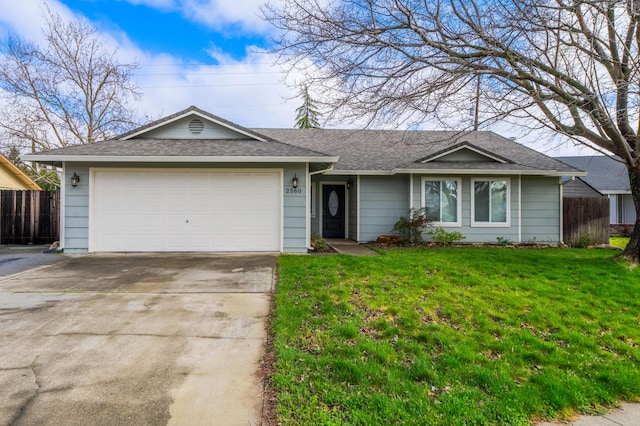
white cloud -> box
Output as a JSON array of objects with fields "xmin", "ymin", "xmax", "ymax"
[
  {"xmin": 0, "ymin": 1, "xmax": 75, "ymax": 42},
  {"xmin": 131, "ymin": 49, "xmax": 301, "ymax": 127},
  {"xmin": 118, "ymin": 0, "xmax": 273, "ymax": 33},
  {"xmin": 119, "ymin": 0, "xmax": 176, "ymax": 11},
  {"xmin": 181, "ymin": 0, "xmax": 271, "ymax": 32}
]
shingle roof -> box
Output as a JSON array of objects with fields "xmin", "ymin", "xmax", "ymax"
[
  {"xmin": 555, "ymin": 156, "xmax": 630, "ymax": 192},
  {"xmin": 23, "ymin": 106, "xmax": 583, "ymax": 177},
  {"xmin": 254, "ymin": 128, "xmax": 580, "ymax": 174},
  {"xmin": 29, "ymin": 138, "xmax": 330, "ymax": 159}
]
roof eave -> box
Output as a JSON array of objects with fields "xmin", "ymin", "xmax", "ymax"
[
  {"xmin": 395, "ymin": 168, "xmax": 587, "ymax": 176},
  {"xmin": 23, "ymin": 154, "xmax": 339, "ymax": 164},
  {"xmin": 324, "ymin": 169, "xmax": 395, "ymax": 175}
]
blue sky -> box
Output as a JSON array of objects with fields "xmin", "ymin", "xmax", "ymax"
[{"xmin": 62, "ymin": 0, "xmax": 267, "ymax": 64}]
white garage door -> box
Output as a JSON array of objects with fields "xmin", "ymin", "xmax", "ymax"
[{"xmin": 91, "ymin": 169, "xmax": 282, "ymax": 252}]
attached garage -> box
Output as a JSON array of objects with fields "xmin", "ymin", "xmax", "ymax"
[
  {"xmin": 23, "ymin": 106, "xmax": 338, "ymax": 253},
  {"xmin": 91, "ymin": 169, "xmax": 282, "ymax": 252}
]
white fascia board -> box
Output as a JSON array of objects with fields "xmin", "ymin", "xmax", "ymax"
[
  {"xmin": 600, "ymin": 190, "xmax": 632, "ymax": 195},
  {"xmin": 396, "ymin": 168, "xmax": 587, "ymax": 177},
  {"xmin": 310, "ymin": 165, "xmax": 334, "ymax": 175},
  {"xmin": 323, "ymin": 170, "xmax": 395, "ymax": 175},
  {"xmin": 23, "ymin": 155, "xmax": 339, "ymax": 163},
  {"xmin": 122, "ymin": 110, "xmax": 269, "ymax": 141}
]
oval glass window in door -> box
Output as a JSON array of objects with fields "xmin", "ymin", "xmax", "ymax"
[{"xmin": 328, "ymin": 190, "xmax": 339, "ymax": 216}]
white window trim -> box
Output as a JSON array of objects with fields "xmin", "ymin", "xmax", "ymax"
[
  {"xmin": 420, "ymin": 177, "xmax": 462, "ymax": 227},
  {"xmin": 310, "ymin": 181, "xmax": 317, "ymax": 218},
  {"xmin": 471, "ymin": 177, "xmax": 511, "ymax": 227}
]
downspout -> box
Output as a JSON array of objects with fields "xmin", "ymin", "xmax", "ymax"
[
  {"xmin": 61, "ymin": 162, "xmax": 66, "ymax": 250},
  {"xmin": 559, "ymin": 177, "xmax": 564, "ymax": 244},
  {"xmin": 306, "ymin": 163, "xmax": 311, "ymax": 250},
  {"xmin": 357, "ymin": 175, "xmax": 361, "ymax": 242},
  {"xmin": 409, "ymin": 174, "xmax": 414, "ymax": 210},
  {"xmin": 518, "ymin": 176, "xmax": 522, "ymax": 243}
]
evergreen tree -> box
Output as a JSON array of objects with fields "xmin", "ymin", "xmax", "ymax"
[{"xmin": 294, "ymin": 86, "xmax": 321, "ymax": 129}]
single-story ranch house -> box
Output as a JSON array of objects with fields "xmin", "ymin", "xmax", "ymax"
[{"xmin": 24, "ymin": 106, "xmax": 584, "ymax": 253}]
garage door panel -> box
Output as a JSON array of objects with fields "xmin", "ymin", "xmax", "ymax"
[{"xmin": 92, "ymin": 170, "xmax": 281, "ymax": 252}]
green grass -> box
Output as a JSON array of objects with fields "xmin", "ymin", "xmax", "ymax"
[{"xmin": 272, "ymin": 248, "xmax": 640, "ymax": 425}]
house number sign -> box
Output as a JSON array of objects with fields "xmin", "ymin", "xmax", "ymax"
[{"xmin": 285, "ymin": 188, "xmax": 303, "ymax": 194}]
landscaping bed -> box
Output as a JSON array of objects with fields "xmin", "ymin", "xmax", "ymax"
[{"xmin": 265, "ymin": 247, "xmax": 640, "ymax": 425}]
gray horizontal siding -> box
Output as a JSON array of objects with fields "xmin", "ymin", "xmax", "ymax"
[
  {"xmin": 282, "ymin": 164, "xmax": 308, "ymax": 253},
  {"xmin": 63, "ymin": 165, "xmax": 90, "ymax": 253},
  {"xmin": 359, "ymin": 175, "xmax": 409, "ymax": 242},
  {"xmin": 521, "ymin": 176, "xmax": 561, "ymax": 243}
]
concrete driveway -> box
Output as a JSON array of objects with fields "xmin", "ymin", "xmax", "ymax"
[
  {"xmin": 0, "ymin": 254, "xmax": 275, "ymax": 426},
  {"xmin": 0, "ymin": 245, "xmax": 67, "ymax": 276}
]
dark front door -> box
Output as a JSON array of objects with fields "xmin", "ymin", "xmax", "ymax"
[{"xmin": 322, "ymin": 185, "xmax": 345, "ymax": 238}]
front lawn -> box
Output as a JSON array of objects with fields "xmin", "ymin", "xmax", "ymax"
[{"xmin": 271, "ymin": 248, "xmax": 640, "ymax": 425}]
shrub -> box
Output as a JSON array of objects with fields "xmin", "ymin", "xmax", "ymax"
[
  {"xmin": 496, "ymin": 236, "xmax": 514, "ymax": 246},
  {"xmin": 393, "ymin": 208, "xmax": 430, "ymax": 244},
  {"xmin": 310, "ymin": 232, "xmax": 330, "ymax": 252},
  {"xmin": 427, "ymin": 227, "xmax": 466, "ymax": 245}
]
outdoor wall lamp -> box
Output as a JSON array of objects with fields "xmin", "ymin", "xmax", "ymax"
[
  {"xmin": 292, "ymin": 174, "xmax": 299, "ymax": 188},
  {"xmin": 346, "ymin": 178, "xmax": 353, "ymax": 190},
  {"xmin": 70, "ymin": 172, "xmax": 80, "ymax": 187}
]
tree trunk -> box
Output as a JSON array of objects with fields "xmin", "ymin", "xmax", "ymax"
[{"xmin": 619, "ymin": 166, "xmax": 640, "ymax": 264}]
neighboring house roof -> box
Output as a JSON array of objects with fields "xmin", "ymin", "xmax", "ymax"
[
  {"xmin": 561, "ymin": 176, "xmax": 604, "ymax": 198},
  {"xmin": 0, "ymin": 154, "xmax": 42, "ymax": 190},
  {"xmin": 255, "ymin": 128, "xmax": 582, "ymax": 176},
  {"xmin": 555, "ymin": 156, "xmax": 630, "ymax": 194}
]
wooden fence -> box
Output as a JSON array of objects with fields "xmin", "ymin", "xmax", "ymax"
[
  {"xmin": 0, "ymin": 190, "xmax": 60, "ymax": 245},
  {"xmin": 563, "ymin": 197, "xmax": 610, "ymax": 246}
]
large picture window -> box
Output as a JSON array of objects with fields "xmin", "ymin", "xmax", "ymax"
[
  {"xmin": 422, "ymin": 178, "xmax": 461, "ymax": 226},
  {"xmin": 472, "ymin": 178, "xmax": 510, "ymax": 226}
]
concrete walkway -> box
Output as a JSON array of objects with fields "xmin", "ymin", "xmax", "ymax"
[
  {"xmin": 326, "ymin": 239, "xmax": 378, "ymax": 256},
  {"xmin": 538, "ymin": 402, "xmax": 640, "ymax": 426}
]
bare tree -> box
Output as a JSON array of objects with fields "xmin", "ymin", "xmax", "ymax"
[
  {"xmin": 0, "ymin": 8, "xmax": 140, "ymax": 156},
  {"xmin": 264, "ymin": 0, "xmax": 640, "ymax": 262}
]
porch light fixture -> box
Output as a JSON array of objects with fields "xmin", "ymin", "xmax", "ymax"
[
  {"xmin": 70, "ymin": 173, "xmax": 80, "ymax": 188},
  {"xmin": 292, "ymin": 174, "xmax": 299, "ymax": 188},
  {"xmin": 346, "ymin": 178, "xmax": 353, "ymax": 190}
]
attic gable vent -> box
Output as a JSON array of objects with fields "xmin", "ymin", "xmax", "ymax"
[{"xmin": 188, "ymin": 118, "xmax": 204, "ymax": 134}]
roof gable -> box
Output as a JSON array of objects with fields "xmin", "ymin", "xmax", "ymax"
[
  {"xmin": 0, "ymin": 154, "xmax": 41, "ymax": 190},
  {"xmin": 119, "ymin": 106, "xmax": 271, "ymax": 141},
  {"xmin": 420, "ymin": 143, "xmax": 509, "ymax": 164},
  {"xmin": 255, "ymin": 129, "xmax": 582, "ymax": 176}
]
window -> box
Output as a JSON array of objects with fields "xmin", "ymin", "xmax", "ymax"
[
  {"xmin": 472, "ymin": 178, "xmax": 510, "ymax": 226},
  {"xmin": 422, "ymin": 178, "xmax": 461, "ymax": 226}
]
